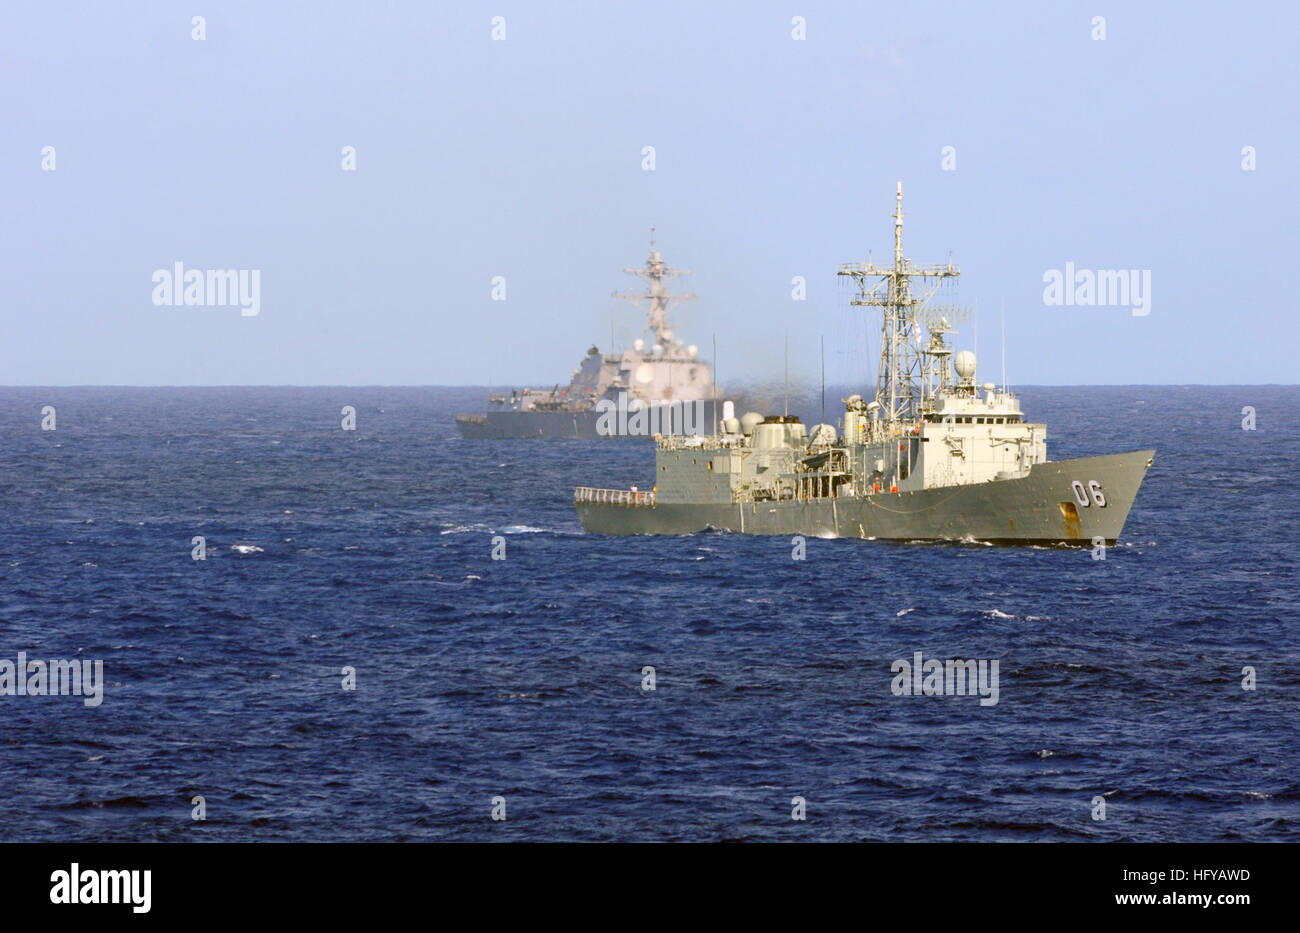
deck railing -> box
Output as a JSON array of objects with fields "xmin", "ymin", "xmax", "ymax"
[
  {"xmin": 573, "ymin": 486, "xmax": 656, "ymax": 507},
  {"xmin": 654, "ymin": 433, "xmax": 744, "ymax": 450}
]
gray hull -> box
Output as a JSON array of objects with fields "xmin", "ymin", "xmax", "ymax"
[
  {"xmin": 576, "ymin": 450, "xmax": 1154, "ymax": 544},
  {"xmin": 456, "ymin": 410, "xmax": 607, "ymax": 439},
  {"xmin": 456, "ymin": 405, "xmax": 716, "ymax": 440}
]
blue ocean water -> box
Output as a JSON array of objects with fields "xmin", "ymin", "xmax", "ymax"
[{"xmin": 0, "ymin": 385, "xmax": 1296, "ymax": 842}]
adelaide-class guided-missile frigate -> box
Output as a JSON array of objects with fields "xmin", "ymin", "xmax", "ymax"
[
  {"xmin": 574, "ymin": 184, "xmax": 1154, "ymax": 544},
  {"xmin": 455, "ymin": 232, "xmax": 718, "ymax": 439}
]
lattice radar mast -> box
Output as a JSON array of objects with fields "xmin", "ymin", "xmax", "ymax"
[
  {"xmin": 612, "ymin": 227, "xmax": 697, "ymax": 348},
  {"xmin": 837, "ymin": 183, "xmax": 961, "ymax": 426}
]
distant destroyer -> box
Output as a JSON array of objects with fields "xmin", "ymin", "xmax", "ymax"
[
  {"xmin": 456, "ymin": 232, "xmax": 718, "ymax": 439},
  {"xmin": 574, "ymin": 185, "xmax": 1153, "ymax": 544}
]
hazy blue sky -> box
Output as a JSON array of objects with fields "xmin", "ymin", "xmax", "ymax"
[{"xmin": 4, "ymin": 1, "xmax": 1297, "ymax": 386}]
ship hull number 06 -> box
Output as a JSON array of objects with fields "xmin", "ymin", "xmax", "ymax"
[{"xmin": 1071, "ymin": 480, "xmax": 1106, "ymax": 508}]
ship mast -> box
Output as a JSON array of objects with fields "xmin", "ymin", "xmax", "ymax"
[
  {"xmin": 612, "ymin": 227, "xmax": 697, "ymax": 349},
  {"xmin": 837, "ymin": 183, "xmax": 959, "ymax": 426}
]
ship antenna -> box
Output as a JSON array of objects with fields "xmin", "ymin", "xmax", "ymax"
[
  {"xmin": 784, "ymin": 335, "xmax": 789, "ymax": 417},
  {"xmin": 836, "ymin": 182, "xmax": 959, "ymax": 426},
  {"xmin": 1000, "ymin": 299, "xmax": 1006, "ymax": 394},
  {"xmin": 821, "ymin": 334, "xmax": 826, "ymax": 426},
  {"xmin": 613, "ymin": 227, "xmax": 694, "ymax": 348},
  {"xmin": 894, "ymin": 181, "xmax": 904, "ymax": 271}
]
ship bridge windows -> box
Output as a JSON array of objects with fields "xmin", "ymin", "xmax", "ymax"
[{"xmin": 931, "ymin": 415, "xmax": 1021, "ymax": 424}]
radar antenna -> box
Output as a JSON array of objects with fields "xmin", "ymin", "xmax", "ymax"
[
  {"xmin": 612, "ymin": 228, "xmax": 697, "ymax": 348},
  {"xmin": 836, "ymin": 183, "xmax": 961, "ymax": 426}
]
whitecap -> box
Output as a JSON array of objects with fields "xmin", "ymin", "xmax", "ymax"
[
  {"xmin": 230, "ymin": 544, "xmax": 263, "ymax": 554},
  {"xmin": 438, "ymin": 522, "xmax": 490, "ymax": 535}
]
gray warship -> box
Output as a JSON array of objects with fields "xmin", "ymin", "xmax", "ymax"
[
  {"xmin": 574, "ymin": 184, "xmax": 1154, "ymax": 544},
  {"xmin": 456, "ymin": 232, "xmax": 718, "ymax": 439}
]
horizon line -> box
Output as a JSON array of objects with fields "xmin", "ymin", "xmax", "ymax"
[{"xmin": 1, "ymin": 383, "xmax": 1297, "ymax": 390}]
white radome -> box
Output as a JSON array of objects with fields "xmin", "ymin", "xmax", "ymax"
[
  {"xmin": 954, "ymin": 350, "xmax": 977, "ymax": 379},
  {"xmin": 633, "ymin": 338, "xmax": 644, "ymax": 352},
  {"xmin": 687, "ymin": 345, "xmax": 698, "ymax": 358}
]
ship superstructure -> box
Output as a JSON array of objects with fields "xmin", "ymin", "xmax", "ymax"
[
  {"xmin": 456, "ymin": 232, "xmax": 717, "ymax": 439},
  {"xmin": 574, "ymin": 185, "xmax": 1153, "ymax": 544}
]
